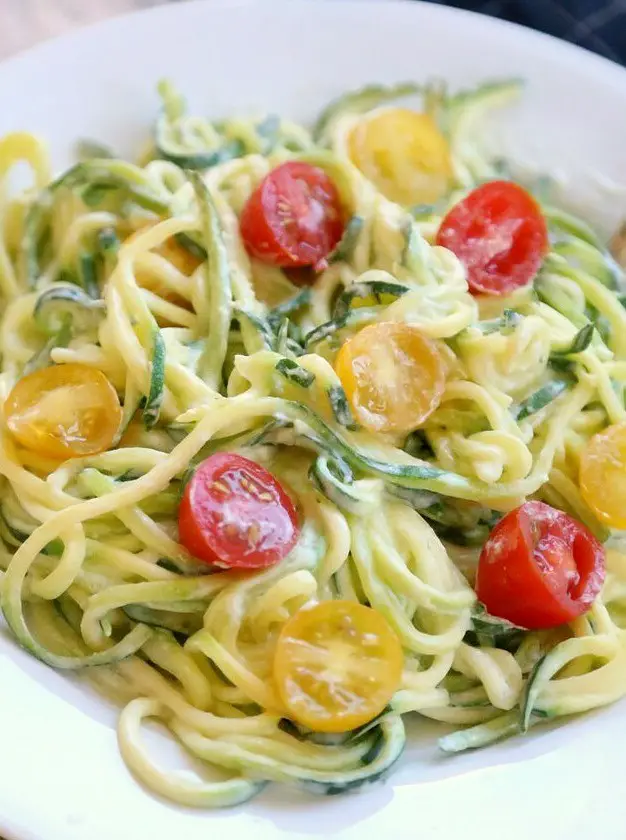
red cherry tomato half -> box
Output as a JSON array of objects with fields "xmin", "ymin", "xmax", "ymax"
[
  {"xmin": 178, "ymin": 453, "xmax": 299, "ymax": 569},
  {"xmin": 435, "ymin": 181, "xmax": 549, "ymax": 296},
  {"xmin": 240, "ymin": 161, "xmax": 344, "ymax": 273},
  {"xmin": 476, "ymin": 501, "xmax": 605, "ymax": 629}
]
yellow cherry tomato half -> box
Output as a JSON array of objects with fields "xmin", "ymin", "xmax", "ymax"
[
  {"xmin": 335, "ymin": 321, "xmax": 446, "ymax": 434},
  {"xmin": 347, "ymin": 108, "xmax": 452, "ymax": 206},
  {"xmin": 5, "ymin": 363, "xmax": 122, "ymax": 459},
  {"xmin": 274, "ymin": 600, "xmax": 403, "ymax": 733},
  {"xmin": 580, "ymin": 421, "xmax": 626, "ymax": 529}
]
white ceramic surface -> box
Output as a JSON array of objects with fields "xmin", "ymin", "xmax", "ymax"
[{"xmin": 1, "ymin": 2, "xmax": 626, "ymax": 838}]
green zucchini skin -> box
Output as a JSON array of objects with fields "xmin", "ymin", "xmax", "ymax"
[
  {"xmin": 78, "ymin": 253, "xmax": 100, "ymax": 298},
  {"xmin": 438, "ymin": 711, "xmax": 520, "ymax": 754},
  {"xmin": 156, "ymin": 134, "xmax": 244, "ymax": 171},
  {"xmin": 305, "ymin": 281, "xmax": 410, "ymax": 348},
  {"xmin": 275, "ymin": 358, "xmax": 315, "ymax": 388},
  {"xmin": 190, "ymin": 172, "xmax": 232, "ymax": 390},
  {"xmin": 313, "ymin": 82, "xmax": 421, "ymax": 142},
  {"xmin": 34, "ymin": 284, "xmax": 105, "ymax": 337},
  {"xmin": 519, "ymin": 654, "xmax": 550, "ymax": 732},
  {"xmin": 327, "ymin": 385, "xmax": 358, "ymax": 430},
  {"xmin": 328, "ymin": 215, "xmax": 364, "ymax": 266},
  {"xmin": 122, "ymin": 605, "xmax": 202, "ymax": 637},
  {"xmin": 514, "ymin": 378, "xmax": 573, "ymax": 421},
  {"xmin": 549, "ymin": 323, "xmax": 594, "ymax": 359},
  {"xmin": 464, "ymin": 604, "xmax": 526, "ymax": 652},
  {"xmin": 267, "ymin": 289, "xmax": 311, "ymax": 328},
  {"xmin": 143, "ymin": 329, "xmax": 166, "ymax": 429},
  {"xmin": 21, "ymin": 159, "xmax": 169, "ymax": 288},
  {"xmin": 300, "ymin": 717, "xmax": 406, "ymax": 796},
  {"xmin": 309, "ymin": 453, "xmax": 381, "ymax": 515}
]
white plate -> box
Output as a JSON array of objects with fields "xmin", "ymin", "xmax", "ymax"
[{"xmin": 1, "ymin": 2, "xmax": 626, "ymax": 838}]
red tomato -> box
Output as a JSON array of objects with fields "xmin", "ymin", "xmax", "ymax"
[
  {"xmin": 435, "ymin": 181, "xmax": 549, "ymax": 296},
  {"xmin": 476, "ymin": 501, "xmax": 605, "ymax": 629},
  {"xmin": 240, "ymin": 161, "xmax": 344, "ymax": 273},
  {"xmin": 178, "ymin": 453, "xmax": 299, "ymax": 569}
]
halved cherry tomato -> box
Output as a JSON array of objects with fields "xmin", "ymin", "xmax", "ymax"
[
  {"xmin": 348, "ymin": 108, "xmax": 452, "ymax": 206},
  {"xmin": 476, "ymin": 501, "xmax": 605, "ymax": 629},
  {"xmin": 274, "ymin": 600, "xmax": 403, "ymax": 733},
  {"xmin": 178, "ymin": 453, "xmax": 299, "ymax": 569},
  {"xmin": 4, "ymin": 363, "xmax": 122, "ymax": 459},
  {"xmin": 580, "ymin": 422, "xmax": 626, "ymax": 529},
  {"xmin": 335, "ymin": 321, "xmax": 446, "ymax": 433},
  {"xmin": 240, "ymin": 161, "xmax": 344, "ymax": 273},
  {"xmin": 436, "ymin": 181, "xmax": 549, "ymax": 296}
]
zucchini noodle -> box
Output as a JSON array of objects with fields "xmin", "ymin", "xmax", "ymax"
[{"xmin": 0, "ymin": 77, "xmax": 625, "ymax": 806}]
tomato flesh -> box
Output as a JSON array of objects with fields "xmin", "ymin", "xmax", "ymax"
[
  {"xmin": 476, "ymin": 501, "xmax": 605, "ymax": 629},
  {"xmin": 240, "ymin": 161, "xmax": 344, "ymax": 272},
  {"xmin": 580, "ymin": 422, "xmax": 626, "ymax": 529},
  {"xmin": 4, "ymin": 363, "xmax": 122, "ymax": 459},
  {"xmin": 348, "ymin": 108, "xmax": 452, "ymax": 206},
  {"xmin": 178, "ymin": 453, "xmax": 299, "ymax": 569},
  {"xmin": 436, "ymin": 181, "xmax": 549, "ymax": 296},
  {"xmin": 274, "ymin": 600, "xmax": 403, "ymax": 733},
  {"xmin": 335, "ymin": 321, "xmax": 446, "ymax": 433}
]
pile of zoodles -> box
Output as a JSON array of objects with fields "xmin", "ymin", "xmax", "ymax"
[{"xmin": 0, "ymin": 77, "xmax": 626, "ymax": 807}]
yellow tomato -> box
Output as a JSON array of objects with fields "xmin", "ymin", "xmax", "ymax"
[
  {"xmin": 158, "ymin": 236, "xmax": 203, "ymax": 277},
  {"xmin": 274, "ymin": 600, "xmax": 403, "ymax": 733},
  {"xmin": 335, "ymin": 321, "xmax": 446, "ymax": 434},
  {"xmin": 580, "ymin": 422, "xmax": 626, "ymax": 529},
  {"xmin": 347, "ymin": 108, "xmax": 452, "ymax": 206},
  {"xmin": 5, "ymin": 363, "xmax": 122, "ymax": 459}
]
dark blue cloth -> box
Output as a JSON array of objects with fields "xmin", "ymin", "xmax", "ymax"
[{"xmin": 425, "ymin": 0, "xmax": 626, "ymax": 63}]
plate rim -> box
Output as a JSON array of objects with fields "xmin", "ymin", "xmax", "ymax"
[{"xmin": 4, "ymin": 0, "xmax": 626, "ymax": 83}]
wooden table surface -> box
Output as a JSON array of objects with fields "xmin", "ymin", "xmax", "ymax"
[{"xmin": 0, "ymin": 0, "xmax": 174, "ymax": 59}]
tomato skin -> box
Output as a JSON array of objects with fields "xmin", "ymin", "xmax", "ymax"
[
  {"xmin": 335, "ymin": 321, "xmax": 446, "ymax": 434},
  {"xmin": 274, "ymin": 600, "xmax": 403, "ymax": 733},
  {"xmin": 436, "ymin": 181, "xmax": 549, "ymax": 296},
  {"xmin": 178, "ymin": 453, "xmax": 299, "ymax": 569},
  {"xmin": 4, "ymin": 363, "xmax": 122, "ymax": 459},
  {"xmin": 240, "ymin": 162, "xmax": 344, "ymax": 272},
  {"xmin": 579, "ymin": 422, "xmax": 626, "ymax": 529},
  {"xmin": 347, "ymin": 108, "xmax": 452, "ymax": 206},
  {"xmin": 476, "ymin": 501, "xmax": 605, "ymax": 629}
]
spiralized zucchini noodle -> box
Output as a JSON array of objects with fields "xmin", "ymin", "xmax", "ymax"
[{"xmin": 0, "ymin": 77, "xmax": 626, "ymax": 807}]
